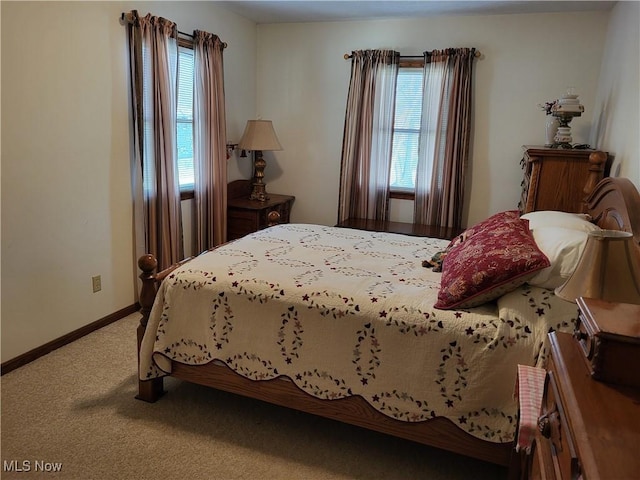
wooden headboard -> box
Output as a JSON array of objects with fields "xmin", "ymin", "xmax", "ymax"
[{"xmin": 586, "ymin": 177, "xmax": 640, "ymax": 249}]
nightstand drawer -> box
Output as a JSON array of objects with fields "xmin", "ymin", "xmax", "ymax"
[
  {"xmin": 228, "ymin": 209, "xmax": 259, "ymax": 239},
  {"xmin": 260, "ymin": 202, "xmax": 290, "ymax": 226},
  {"xmin": 226, "ymin": 181, "xmax": 295, "ymax": 241},
  {"xmin": 575, "ymin": 297, "xmax": 640, "ymax": 387}
]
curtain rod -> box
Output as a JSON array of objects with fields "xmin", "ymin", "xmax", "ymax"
[
  {"xmin": 343, "ymin": 51, "xmax": 481, "ymax": 59},
  {"xmin": 120, "ymin": 12, "xmax": 227, "ymax": 48}
]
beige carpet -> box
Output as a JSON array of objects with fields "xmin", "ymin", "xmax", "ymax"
[{"xmin": 1, "ymin": 314, "xmax": 508, "ymax": 479}]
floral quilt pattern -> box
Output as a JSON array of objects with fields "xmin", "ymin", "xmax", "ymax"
[{"xmin": 140, "ymin": 224, "xmax": 578, "ymax": 443}]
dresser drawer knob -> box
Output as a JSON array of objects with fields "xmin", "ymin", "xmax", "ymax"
[
  {"xmin": 574, "ymin": 330, "xmax": 587, "ymax": 341},
  {"xmin": 538, "ymin": 414, "xmax": 551, "ymax": 438}
]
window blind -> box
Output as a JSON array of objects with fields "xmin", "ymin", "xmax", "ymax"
[
  {"xmin": 390, "ymin": 68, "xmax": 423, "ymax": 191},
  {"xmin": 176, "ymin": 46, "xmax": 194, "ymax": 189}
]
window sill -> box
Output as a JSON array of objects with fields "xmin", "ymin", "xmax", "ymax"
[
  {"xmin": 180, "ymin": 190, "xmax": 194, "ymax": 201},
  {"xmin": 390, "ymin": 190, "xmax": 415, "ymax": 200}
]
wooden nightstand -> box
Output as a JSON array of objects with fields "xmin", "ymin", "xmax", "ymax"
[
  {"xmin": 574, "ymin": 297, "xmax": 640, "ymax": 387},
  {"xmin": 227, "ymin": 180, "xmax": 295, "ymax": 241},
  {"xmin": 519, "ymin": 330, "xmax": 640, "ymax": 480}
]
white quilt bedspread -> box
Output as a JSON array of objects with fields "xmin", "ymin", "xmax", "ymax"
[{"xmin": 140, "ymin": 224, "xmax": 578, "ymax": 442}]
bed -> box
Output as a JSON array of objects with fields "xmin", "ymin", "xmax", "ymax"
[{"xmin": 135, "ymin": 177, "xmax": 640, "ymax": 468}]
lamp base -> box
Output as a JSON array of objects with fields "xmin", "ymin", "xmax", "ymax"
[
  {"xmin": 552, "ymin": 111, "xmax": 580, "ymax": 149},
  {"xmin": 250, "ymin": 184, "xmax": 269, "ymax": 202},
  {"xmin": 249, "ymin": 150, "xmax": 269, "ymax": 202}
]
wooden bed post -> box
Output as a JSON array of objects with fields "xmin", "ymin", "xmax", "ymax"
[
  {"xmin": 135, "ymin": 254, "xmax": 165, "ymax": 402},
  {"xmin": 582, "ymin": 151, "xmax": 608, "ymax": 213}
]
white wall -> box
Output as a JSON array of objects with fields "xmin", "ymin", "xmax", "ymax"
[
  {"xmin": 1, "ymin": 1, "xmax": 256, "ymax": 362},
  {"xmin": 255, "ymin": 11, "xmax": 610, "ymax": 227},
  {"xmin": 591, "ymin": 1, "xmax": 640, "ymax": 187}
]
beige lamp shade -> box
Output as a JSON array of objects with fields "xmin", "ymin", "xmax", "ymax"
[
  {"xmin": 238, "ymin": 120, "xmax": 282, "ymax": 151},
  {"xmin": 555, "ymin": 230, "xmax": 640, "ymax": 305}
]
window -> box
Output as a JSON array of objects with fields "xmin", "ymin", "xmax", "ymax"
[
  {"xmin": 176, "ymin": 43, "xmax": 194, "ymax": 194},
  {"xmin": 390, "ymin": 66, "xmax": 424, "ymax": 195}
]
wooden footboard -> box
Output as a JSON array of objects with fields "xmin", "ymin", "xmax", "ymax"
[{"xmin": 171, "ymin": 360, "xmax": 513, "ymax": 466}]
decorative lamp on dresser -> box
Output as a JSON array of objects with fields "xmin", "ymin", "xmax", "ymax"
[
  {"xmin": 518, "ymin": 146, "xmax": 610, "ymax": 214},
  {"xmin": 227, "ymin": 179, "xmax": 295, "ymax": 241},
  {"xmin": 517, "ymin": 297, "xmax": 640, "ymax": 480}
]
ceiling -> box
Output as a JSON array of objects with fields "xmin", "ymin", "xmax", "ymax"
[{"xmin": 215, "ymin": 1, "xmax": 616, "ymax": 24}]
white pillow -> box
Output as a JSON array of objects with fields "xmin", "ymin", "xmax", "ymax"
[
  {"xmin": 528, "ymin": 227, "xmax": 591, "ymax": 289},
  {"xmin": 521, "ymin": 211, "xmax": 599, "ymax": 233}
]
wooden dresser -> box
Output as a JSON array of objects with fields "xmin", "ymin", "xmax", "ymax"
[
  {"xmin": 518, "ymin": 146, "xmax": 609, "ymax": 214},
  {"xmin": 227, "ymin": 180, "xmax": 295, "ymax": 241},
  {"xmin": 521, "ymin": 328, "xmax": 640, "ymax": 480}
]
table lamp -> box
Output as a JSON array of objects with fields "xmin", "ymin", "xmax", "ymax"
[
  {"xmin": 555, "ymin": 230, "xmax": 640, "ymax": 305},
  {"xmin": 238, "ymin": 120, "xmax": 283, "ymax": 202},
  {"xmin": 552, "ymin": 88, "xmax": 584, "ymax": 148}
]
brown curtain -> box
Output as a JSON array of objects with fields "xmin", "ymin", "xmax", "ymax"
[
  {"xmin": 126, "ymin": 10, "xmax": 183, "ymax": 272},
  {"xmin": 338, "ymin": 50, "xmax": 399, "ymax": 223},
  {"xmin": 193, "ymin": 30, "xmax": 227, "ymax": 252},
  {"xmin": 414, "ymin": 48, "xmax": 475, "ymax": 230}
]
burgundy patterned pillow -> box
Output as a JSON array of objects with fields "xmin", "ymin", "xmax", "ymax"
[
  {"xmin": 434, "ymin": 217, "xmax": 550, "ymax": 310},
  {"xmin": 446, "ymin": 210, "xmax": 522, "ymax": 250}
]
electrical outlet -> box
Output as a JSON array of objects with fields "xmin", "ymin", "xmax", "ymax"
[{"xmin": 92, "ymin": 275, "xmax": 102, "ymax": 293}]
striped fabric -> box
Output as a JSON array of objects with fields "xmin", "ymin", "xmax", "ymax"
[
  {"xmin": 338, "ymin": 49, "xmax": 399, "ymax": 224},
  {"xmin": 514, "ymin": 364, "xmax": 547, "ymax": 453}
]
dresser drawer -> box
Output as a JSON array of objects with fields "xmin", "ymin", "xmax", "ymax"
[
  {"xmin": 541, "ymin": 368, "xmax": 581, "ymax": 480},
  {"xmin": 527, "ymin": 435, "xmax": 556, "ymax": 480},
  {"xmin": 520, "ymin": 332, "xmax": 640, "ymax": 480}
]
